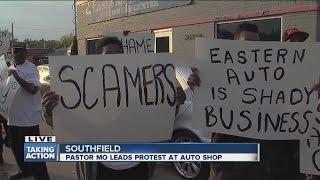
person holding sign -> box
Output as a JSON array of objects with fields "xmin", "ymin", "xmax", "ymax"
[
  {"xmin": 44, "ymin": 36, "xmax": 148, "ymax": 180},
  {"xmin": 42, "ymin": 36, "xmax": 186, "ymax": 180},
  {"xmin": 190, "ymin": 23, "xmax": 306, "ymax": 180},
  {"xmin": 8, "ymin": 42, "xmax": 50, "ymax": 180},
  {"xmin": 283, "ymin": 27, "xmax": 320, "ymax": 180}
]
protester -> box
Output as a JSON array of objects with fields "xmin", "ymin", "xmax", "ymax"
[
  {"xmin": 284, "ymin": 28, "xmax": 320, "ymax": 180},
  {"xmin": 190, "ymin": 23, "xmax": 306, "ymax": 180},
  {"xmin": 283, "ymin": 28, "xmax": 309, "ymax": 42},
  {"xmin": 8, "ymin": 42, "xmax": 50, "ymax": 180},
  {"xmin": 42, "ymin": 36, "xmax": 186, "ymax": 180}
]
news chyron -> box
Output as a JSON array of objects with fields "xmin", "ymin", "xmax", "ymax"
[
  {"xmin": 24, "ymin": 136, "xmax": 260, "ymax": 162},
  {"xmin": 24, "ymin": 136, "xmax": 57, "ymax": 162}
]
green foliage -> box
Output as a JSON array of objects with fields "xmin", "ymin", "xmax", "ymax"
[
  {"xmin": 58, "ymin": 33, "xmax": 73, "ymax": 48},
  {"xmin": 22, "ymin": 33, "xmax": 74, "ymax": 49}
]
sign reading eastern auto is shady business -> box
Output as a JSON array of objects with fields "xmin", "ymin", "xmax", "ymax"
[
  {"xmin": 86, "ymin": 0, "xmax": 192, "ymax": 24},
  {"xmin": 192, "ymin": 38, "xmax": 320, "ymax": 175}
]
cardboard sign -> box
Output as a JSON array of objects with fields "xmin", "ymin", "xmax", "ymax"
[
  {"xmin": 193, "ymin": 39, "xmax": 320, "ymax": 140},
  {"xmin": 0, "ymin": 55, "xmax": 19, "ymax": 119},
  {"xmin": 192, "ymin": 38, "xmax": 320, "ymax": 175},
  {"xmin": 0, "ymin": 30, "xmax": 11, "ymax": 61},
  {"xmin": 49, "ymin": 53, "xmax": 176, "ymax": 143},
  {"xmin": 104, "ymin": 31, "xmax": 155, "ymax": 54},
  {"xmin": 300, "ymin": 138, "xmax": 320, "ymax": 175},
  {"xmin": 300, "ymin": 110, "xmax": 320, "ymax": 175}
]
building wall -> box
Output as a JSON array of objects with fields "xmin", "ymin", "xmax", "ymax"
[{"xmin": 76, "ymin": 0, "xmax": 318, "ymax": 64}]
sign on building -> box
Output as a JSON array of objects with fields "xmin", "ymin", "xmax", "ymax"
[{"xmin": 86, "ymin": 0, "xmax": 192, "ymax": 24}]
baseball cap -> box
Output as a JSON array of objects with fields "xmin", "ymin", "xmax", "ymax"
[{"xmin": 283, "ymin": 28, "xmax": 309, "ymax": 42}]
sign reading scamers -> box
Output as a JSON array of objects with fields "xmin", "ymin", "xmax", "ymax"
[
  {"xmin": 193, "ymin": 39, "xmax": 320, "ymax": 175},
  {"xmin": 49, "ymin": 54, "xmax": 176, "ymax": 143}
]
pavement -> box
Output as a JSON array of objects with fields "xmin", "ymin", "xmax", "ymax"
[{"xmin": 0, "ymin": 121, "xmax": 186, "ymax": 180}]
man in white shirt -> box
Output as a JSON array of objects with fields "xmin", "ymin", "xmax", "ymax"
[{"xmin": 8, "ymin": 42, "xmax": 50, "ymax": 180}]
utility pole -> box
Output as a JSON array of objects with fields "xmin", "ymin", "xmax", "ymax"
[
  {"xmin": 42, "ymin": 38, "xmax": 46, "ymax": 49},
  {"xmin": 11, "ymin": 22, "xmax": 13, "ymax": 52},
  {"xmin": 73, "ymin": 0, "xmax": 77, "ymax": 37},
  {"xmin": 71, "ymin": 0, "xmax": 78, "ymax": 55},
  {"xmin": 10, "ymin": 22, "xmax": 14, "ymax": 65}
]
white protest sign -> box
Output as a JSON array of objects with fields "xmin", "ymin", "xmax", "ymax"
[
  {"xmin": 49, "ymin": 54, "xmax": 176, "ymax": 142},
  {"xmin": 192, "ymin": 39, "xmax": 320, "ymax": 140},
  {"xmin": 300, "ymin": 137, "xmax": 320, "ymax": 175},
  {"xmin": 105, "ymin": 31, "xmax": 154, "ymax": 54},
  {"xmin": 0, "ymin": 30, "xmax": 11, "ymax": 61},
  {"xmin": 0, "ymin": 55, "xmax": 20, "ymax": 119},
  {"xmin": 300, "ymin": 107, "xmax": 320, "ymax": 175}
]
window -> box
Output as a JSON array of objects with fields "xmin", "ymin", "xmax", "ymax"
[
  {"xmin": 216, "ymin": 17, "xmax": 282, "ymax": 41},
  {"xmin": 156, "ymin": 37, "xmax": 169, "ymax": 53},
  {"xmin": 86, "ymin": 38, "xmax": 100, "ymax": 55},
  {"xmin": 154, "ymin": 28, "xmax": 172, "ymax": 53}
]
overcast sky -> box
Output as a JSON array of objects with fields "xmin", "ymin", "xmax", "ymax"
[{"xmin": 0, "ymin": 1, "xmax": 74, "ymax": 40}]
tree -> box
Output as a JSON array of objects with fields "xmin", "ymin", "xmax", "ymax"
[
  {"xmin": 21, "ymin": 33, "xmax": 73, "ymax": 49},
  {"xmin": 23, "ymin": 39, "xmax": 60, "ymax": 49},
  {"xmin": 59, "ymin": 33, "xmax": 73, "ymax": 48}
]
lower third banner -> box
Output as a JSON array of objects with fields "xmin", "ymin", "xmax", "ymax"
[{"xmin": 24, "ymin": 143, "xmax": 259, "ymax": 162}]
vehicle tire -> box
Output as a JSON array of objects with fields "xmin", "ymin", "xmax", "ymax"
[{"xmin": 171, "ymin": 130, "xmax": 211, "ymax": 180}]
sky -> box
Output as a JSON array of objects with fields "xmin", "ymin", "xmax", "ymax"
[{"xmin": 0, "ymin": 1, "xmax": 74, "ymax": 41}]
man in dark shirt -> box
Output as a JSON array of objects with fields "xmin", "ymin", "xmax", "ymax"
[{"xmin": 190, "ymin": 23, "xmax": 306, "ymax": 180}]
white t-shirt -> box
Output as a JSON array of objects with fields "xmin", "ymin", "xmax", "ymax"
[{"xmin": 9, "ymin": 60, "xmax": 41, "ymax": 126}]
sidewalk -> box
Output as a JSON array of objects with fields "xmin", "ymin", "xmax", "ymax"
[
  {"xmin": 0, "ymin": 142, "xmax": 77, "ymax": 180},
  {"xmin": 0, "ymin": 121, "xmax": 78, "ymax": 180},
  {"xmin": 0, "ymin": 144, "xmax": 21, "ymax": 180},
  {"xmin": 0, "ymin": 145, "xmax": 184, "ymax": 180},
  {"xmin": 0, "ymin": 121, "xmax": 187, "ymax": 180}
]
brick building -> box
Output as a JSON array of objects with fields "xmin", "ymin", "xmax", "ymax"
[{"xmin": 76, "ymin": 0, "xmax": 320, "ymax": 64}]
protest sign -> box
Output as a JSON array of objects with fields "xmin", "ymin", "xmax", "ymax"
[
  {"xmin": 0, "ymin": 30, "xmax": 11, "ymax": 60},
  {"xmin": 300, "ymin": 136, "xmax": 320, "ymax": 175},
  {"xmin": 300, "ymin": 106, "xmax": 320, "ymax": 175},
  {"xmin": 0, "ymin": 55, "xmax": 19, "ymax": 119},
  {"xmin": 104, "ymin": 31, "xmax": 154, "ymax": 54},
  {"xmin": 192, "ymin": 39, "xmax": 320, "ymax": 140},
  {"xmin": 49, "ymin": 53, "xmax": 176, "ymax": 142}
]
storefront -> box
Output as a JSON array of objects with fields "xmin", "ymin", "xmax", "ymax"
[{"xmin": 76, "ymin": 0, "xmax": 319, "ymax": 64}]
